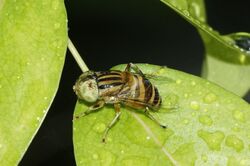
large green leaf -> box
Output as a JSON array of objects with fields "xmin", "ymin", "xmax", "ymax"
[
  {"xmin": 161, "ymin": 0, "xmax": 250, "ymax": 96},
  {"xmin": 73, "ymin": 64, "xmax": 250, "ymax": 166},
  {"xmin": 0, "ymin": 0, "xmax": 67, "ymax": 165}
]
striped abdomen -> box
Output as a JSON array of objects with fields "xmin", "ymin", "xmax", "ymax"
[
  {"xmin": 119, "ymin": 73, "xmax": 162, "ymax": 111},
  {"xmin": 96, "ymin": 71, "xmax": 124, "ymax": 97}
]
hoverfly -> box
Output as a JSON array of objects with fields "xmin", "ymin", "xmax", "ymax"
[{"xmin": 73, "ymin": 63, "xmax": 166, "ymax": 142}]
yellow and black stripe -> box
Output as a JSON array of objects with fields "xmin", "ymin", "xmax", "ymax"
[{"xmin": 96, "ymin": 71, "xmax": 124, "ymax": 96}]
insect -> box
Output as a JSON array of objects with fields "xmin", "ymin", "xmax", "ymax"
[{"xmin": 73, "ymin": 63, "xmax": 166, "ymax": 142}]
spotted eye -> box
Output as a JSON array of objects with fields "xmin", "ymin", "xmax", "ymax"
[{"xmin": 75, "ymin": 78, "xmax": 99, "ymax": 102}]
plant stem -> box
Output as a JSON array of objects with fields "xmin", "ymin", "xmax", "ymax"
[{"xmin": 68, "ymin": 38, "xmax": 89, "ymax": 72}]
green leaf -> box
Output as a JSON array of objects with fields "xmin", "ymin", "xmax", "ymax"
[
  {"xmin": 0, "ymin": 0, "xmax": 67, "ymax": 165},
  {"xmin": 160, "ymin": 0, "xmax": 250, "ymax": 96},
  {"xmin": 73, "ymin": 64, "xmax": 250, "ymax": 166}
]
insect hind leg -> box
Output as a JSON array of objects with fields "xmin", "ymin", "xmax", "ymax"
[
  {"xmin": 74, "ymin": 100, "xmax": 105, "ymax": 120},
  {"xmin": 102, "ymin": 103, "xmax": 121, "ymax": 143},
  {"xmin": 125, "ymin": 63, "xmax": 145, "ymax": 76},
  {"xmin": 144, "ymin": 107, "xmax": 167, "ymax": 128}
]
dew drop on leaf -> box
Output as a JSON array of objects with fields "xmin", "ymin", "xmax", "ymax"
[
  {"xmin": 163, "ymin": 94, "xmax": 179, "ymax": 109},
  {"xmin": 199, "ymin": 115, "xmax": 213, "ymax": 126},
  {"xmin": 191, "ymin": 81, "xmax": 196, "ymax": 86},
  {"xmin": 201, "ymin": 154, "xmax": 208, "ymax": 162},
  {"xmin": 182, "ymin": 10, "xmax": 190, "ymax": 16},
  {"xmin": 184, "ymin": 93, "xmax": 189, "ymax": 98},
  {"xmin": 183, "ymin": 118, "xmax": 189, "ymax": 125},
  {"xmin": 203, "ymin": 93, "xmax": 217, "ymax": 104},
  {"xmin": 36, "ymin": 117, "xmax": 41, "ymax": 122},
  {"xmin": 225, "ymin": 135, "xmax": 244, "ymax": 152},
  {"xmin": 52, "ymin": 1, "xmax": 59, "ymax": 10},
  {"xmin": 93, "ymin": 123, "xmax": 106, "ymax": 133},
  {"xmin": 92, "ymin": 153, "xmax": 99, "ymax": 160},
  {"xmin": 190, "ymin": 101, "xmax": 200, "ymax": 111},
  {"xmin": 175, "ymin": 79, "xmax": 182, "ymax": 84},
  {"xmin": 198, "ymin": 130, "xmax": 225, "ymax": 151},
  {"xmin": 54, "ymin": 23, "xmax": 61, "ymax": 29},
  {"xmin": 232, "ymin": 110, "xmax": 246, "ymax": 123}
]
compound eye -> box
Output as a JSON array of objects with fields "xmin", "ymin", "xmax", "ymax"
[{"xmin": 79, "ymin": 79, "xmax": 98, "ymax": 102}]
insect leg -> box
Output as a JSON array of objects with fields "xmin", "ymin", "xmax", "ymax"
[
  {"xmin": 74, "ymin": 100, "xmax": 105, "ymax": 120},
  {"xmin": 144, "ymin": 107, "xmax": 167, "ymax": 128},
  {"xmin": 125, "ymin": 63, "xmax": 144, "ymax": 76},
  {"xmin": 102, "ymin": 103, "xmax": 121, "ymax": 143}
]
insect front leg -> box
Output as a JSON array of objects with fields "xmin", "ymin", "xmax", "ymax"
[
  {"xmin": 102, "ymin": 103, "xmax": 121, "ymax": 143},
  {"xmin": 125, "ymin": 63, "xmax": 145, "ymax": 76},
  {"xmin": 74, "ymin": 100, "xmax": 105, "ymax": 120},
  {"xmin": 144, "ymin": 107, "xmax": 167, "ymax": 128}
]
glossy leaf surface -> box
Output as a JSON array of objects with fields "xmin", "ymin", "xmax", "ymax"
[
  {"xmin": 73, "ymin": 64, "xmax": 250, "ymax": 166},
  {"xmin": 0, "ymin": 0, "xmax": 67, "ymax": 165},
  {"xmin": 161, "ymin": 0, "xmax": 250, "ymax": 96}
]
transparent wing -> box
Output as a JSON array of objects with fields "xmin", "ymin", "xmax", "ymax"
[{"xmin": 144, "ymin": 73, "xmax": 175, "ymax": 83}]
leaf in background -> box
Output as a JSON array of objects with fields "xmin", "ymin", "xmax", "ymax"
[
  {"xmin": 161, "ymin": 0, "xmax": 250, "ymax": 97},
  {"xmin": 0, "ymin": 0, "xmax": 67, "ymax": 165},
  {"xmin": 73, "ymin": 64, "xmax": 250, "ymax": 166}
]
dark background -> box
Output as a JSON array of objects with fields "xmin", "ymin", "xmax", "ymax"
[{"xmin": 20, "ymin": 0, "xmax": 250, "ymax": 165}]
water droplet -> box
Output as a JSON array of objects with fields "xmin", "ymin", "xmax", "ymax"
[
  {"xmin": 191, "ymin": 81, "xmax": 196, "ymax": 86},
  {"xmin": 52, "ymin": 1, "xmax": 59, "ymax": 10},
  {"xmin": 190, "ymin": 101, "xmax": 200, "ymax": 111},
  {"xmin": 36, "ymin": 117, "xmax": 41, "ymax": 122},
  {"xmin": 43, "ymin": 109, "xmax": 47, "ymax": 113},
  {"xmin": 121, "ymin": 150, "xmax": 125, "ymax": 154},
  {"xmin": 54, "ymin": 23, "xmax": 61, "ymax": 29},
  {"xmin": 233, "ymin": 110, "xmax": 246, "ymax": 122},
  {"xmin": 92, "ymin": 153, "xmax": 99, "ymax": 159},
  {"xmin": 240, "ymin": 159, "xmax": 250, "ymax": 166},
  {"xmin": 199, "ymin": 115, "xmax": 213, "ymax": 126},
  {"xmin": 93, "ymin": 123, "xmax": 106, "ymax": 133},
  {"xmin": 184, "ymin": 93, "xmax": 189, "ymax": 98},
  {"xmin": 183, "ymin": 119, "xmax": 189, "ymax": 124},
  {"xmin": 156, "ymin": 67, "xmax": 165, "ymax": 75},
  {"xmin": 191, "ymin": 112, "xmax": 196, "ymax": 117},
  {"xmin": 232, "ymin": 126, "xmax": 241, "ymax": 132},
  {"xmin": 208, "ymin": 27, "xmax": 213, "ymax": 31},
  {"xmin": 225, "ymin": 135, "xmax": 244, "ymax": 152},
  {"xmin": 163, "ymin": 94, "xmax": 179, "ymax": 109},
  {"xmin": 183, "ymin": 10, "xmax": 190, "ymax": 16},
  {"xmin": 239, "ymin": 54, "xmax": 246, "ymax": 63},
  {"xmin": 201, "ymin": 154, "xmax": 208, "ymax": 162},
  {"xmin": 0, "ymin": 85, "xmax": 2, "ymax": 89},
  {"xmin": 198, "ymin": 130, "xmax": 225, "ymax": 151},
  {"xmin": 41, "ymin": 57, "xmax": 45, "ymax": 61},
  {"xmin": 203, "ymin": 108, "xmax": 208, "ymax": 112},
  {"xmin": 203, "ymin": 93, "xmax": 217, "ymax": 104},
  {"xmin": 176, "ymin": 79, "xmax": 182, "ymax": 84},
  {"xmin": 146, "ymin": 136, "xmax": 151, "ymax": 140},
  {"xmin": 44, "ymin": 96, "xmax": 48, "ymax": 100}
]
